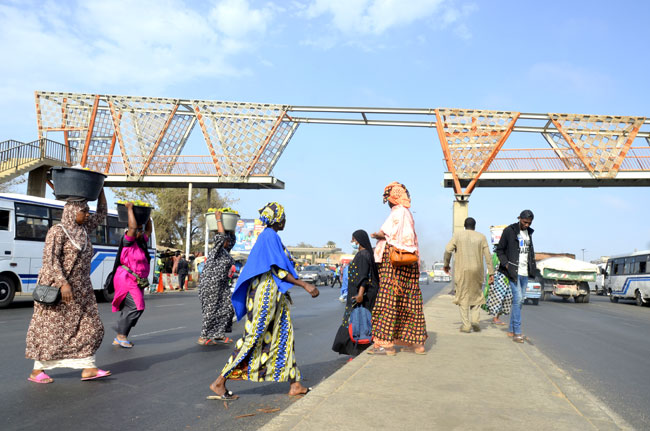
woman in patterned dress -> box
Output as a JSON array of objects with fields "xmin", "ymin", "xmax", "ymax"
[
  {"xmin": 197, "ymin": 210, "xmax": 236, "ymax": 345},
  {"xmin": 332, "ymin": 229, "xmax": 380, "ymax": 356},
  {"xmin": 370, "ymin": 182, "xmax": 427, "ymax": 355},
  {"xmin": 25, "ymin": 190, "xmax": 111, "ymax": 383},
  {"xmin": 208, "ymin": 202, "xmax": 319, "ymax": 400}
]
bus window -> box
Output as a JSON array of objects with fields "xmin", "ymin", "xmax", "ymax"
[
  {"xmin": 639, "ymin": 257, "xmax": 647, "ymax": 274},
  {"xmin": 0, "ymin": 210, "xmax": 9, "ymax": 230},
  {"xmin": 15, "ymin": 203, "xmax": 50, "ymax": 240},
  {"xmin": 647, "ymin": 256, "xmax": 650, "ymax": 274},
  {"xmin": 90, "ymin": 224, "xmax": 107, "ymax": 245},
  {"xmin": 624, "ymin": 258, "xmax": 634, "ymax": 275},
  {"xmin": 614, "ymin": 259, "xmax": 624, "ymax": 275},
  {"xmin": 51, "ymin": 208, "xmax": 63, "ymax": 225},
  {"xmin": 107, "ymin": 216, "xmax": 126, "ymax": 245}
]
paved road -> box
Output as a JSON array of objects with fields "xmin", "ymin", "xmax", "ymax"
[
  {"xmin": 0, "ymin": 282, "xmax": 442, "ymax": 431},
  {"xmin": 524, "ymin": 293, "xmax": 650, "ymax": 430}
]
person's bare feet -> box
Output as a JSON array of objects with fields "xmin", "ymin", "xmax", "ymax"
[{"xmin": 288, "ymin": 382, "xmax": 311, "ymax": 396}]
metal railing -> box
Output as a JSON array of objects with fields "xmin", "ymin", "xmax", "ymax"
[
  {"xmin": 0, "ymin": 139, "xmax": 77, "ymax": 175},
  {"xmin": 450, "ymin": 147, "xmax": 650, "ymax": 173}
]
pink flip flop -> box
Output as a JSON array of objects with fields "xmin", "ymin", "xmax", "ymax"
[
  {"xmin": 28, "ymin": 372, "xmax": 53, "ymax": 384},
  {"xmin": 81, "ymin": 369, "xmax": 111, "ymax": 381}
]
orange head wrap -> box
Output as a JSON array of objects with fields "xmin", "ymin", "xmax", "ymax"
[{"xmin": 383, "ymin": 182, "xmax": 411, "ymax": 208}]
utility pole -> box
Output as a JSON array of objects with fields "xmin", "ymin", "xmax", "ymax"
[{"xmin": 581, "ymin": 248, "xmax": 586, "ymax": 261}]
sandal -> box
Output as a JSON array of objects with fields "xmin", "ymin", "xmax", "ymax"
[
  {"xmin": 206, "ymin": 390, "xmax": 239, "ymax": 401},
  {"xmin": 492, "ymin": 319, "xmax": 506, "ymax": 325},
  {"xmin": 513, "ymin": 335, "xmax": 525, "ymax": 343},
  {"xmin": 81, "ymin": 369, "xmax": 111, "ymax": 381},
  {"xmin": 113, "ymin": 338, "xmax": 134, "ymax": 348},
  {"xmin": 197, "ymin": 338, "xmax": 217, "ymax": 346},
  {"xmin": 506, "ymin": 332, "xmax": 514, "ymax": 337},
  {"xmin": 28, "ymin": 371, "xmax": 53, "ymax": 384},
  {"xmin": 213, "ymin": 337, "xmax": 233, "ymax": 345},
  {"xmin": 367, "ymin": 346, "xmax": 396, "ymax": 356}
]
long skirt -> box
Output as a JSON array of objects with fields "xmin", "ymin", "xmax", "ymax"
[
  {"xmin": 220, "ymin": 271, "xmax": 300, "ymax": 382},
  {"xmin": 482, "ymin": 271, "xmax": 513, "ymax": 316},
  {"xmin": 372, "ymin": 245, "xmax": 427, "ymax": 347},
  {"xmin": 199, "ymin": 281, "xmax": 234, "ymax": 339}
]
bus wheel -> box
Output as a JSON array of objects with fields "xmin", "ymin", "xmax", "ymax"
[
  {"xmin": 610, "ymin": 294, "xmax": 618, "ymax": 303},
  {"xmin": 635, "ymin": 290, "xmax": 643, "ymax": 307},
  {"xmin": 0, "ymin": 275, "xmax": 16, "ymax": 308},
  {"xmin": 582, "ymin": 292, "xmax": 590, "ymax": 303}
]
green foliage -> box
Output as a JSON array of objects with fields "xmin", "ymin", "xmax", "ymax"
[{"xmin": 111, "ymin": 187, "xmax": 233, "ymax": 249}]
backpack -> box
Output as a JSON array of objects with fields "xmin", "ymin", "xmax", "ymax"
[{"xmin": 348, "ymin": 305, "xmax": 372, "ymax": 345}]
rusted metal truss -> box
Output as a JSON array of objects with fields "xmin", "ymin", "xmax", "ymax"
[
  {"xmin": 35, "ymin": 91, "xmax": 298, "ymax": 179},
  {"xmin": 34, "ymin": 92, "xmax": 650, "ymax": 196}
]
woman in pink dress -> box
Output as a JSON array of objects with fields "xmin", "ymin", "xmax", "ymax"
[{"xmin": 111, "ymin": 201, "xmax": 152, "ymax": 348}]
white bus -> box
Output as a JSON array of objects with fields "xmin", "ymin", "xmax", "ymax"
[
  {"xmin": 604, "ymin": 251, "xmax": 650, "ymax": 306},
  {"xmin": 0, "ymin": 193, "xmax": 156, "ymax": 308}
]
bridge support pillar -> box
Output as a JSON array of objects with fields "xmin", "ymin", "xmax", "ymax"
[
  {"xmin": 452, "ymin": 195, "xmax": 469, "ymax": 233},
  {"xmin": 27, "ymin": 166, "xmax": 49, "ymax": 198}
]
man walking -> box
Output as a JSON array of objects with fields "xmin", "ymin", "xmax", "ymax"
[
  {"xmin": 496, "ymin": 210, "xmax": 536, "ymax": 343},
  {"xmin": 443, "ymin": 217, "xmax": 494, "ymax": 333},
  {"xmin": 177, "ymin": 254, "xmax": 189, "ymax": 291},
  {"xmin": 331, "ymin": 264, "xmax": 341, "ymax": 288}
]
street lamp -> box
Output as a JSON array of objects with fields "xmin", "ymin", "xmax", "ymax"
[{"xmin": 581, "ymin": 248, "xmax": 587, "ymax": 261}]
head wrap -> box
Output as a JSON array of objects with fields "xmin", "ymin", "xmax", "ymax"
[
  {"xmin": 382, "ymin": 182, "xmax": 411, "ymax": 208},
  {"xmin": 60, "ymin": 200, "xmax": 90, "ymax": 250},
  {"xmin": 259, "ymin": 202, "xmax": 285, "ymax": 226},
  {"xmin": 352, "ymin": 229, "xmax": 373, "ymax": 253}
]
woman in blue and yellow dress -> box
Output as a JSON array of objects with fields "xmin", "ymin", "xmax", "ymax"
[{"xmin": 208, "ymin": 202, "xmax": 320, "ymax": 400}]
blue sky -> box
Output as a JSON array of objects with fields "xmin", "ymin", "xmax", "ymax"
[{"xmin": 1, "ymin": 0, "xmax": 649, "ymax": 265}]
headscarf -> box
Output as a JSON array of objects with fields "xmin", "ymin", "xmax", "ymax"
[
  {"xmin": 382, "ymin": 182, "xmax": 411, "ymax": 208},
  {"xmin": 352, "ymin": 229, "xmax": 380, "ymax": 291},
  {"xmin": 60, "ymin": 200, "xmax": 90, "ymax": 250},
  {"xmin": 259, "ymin": 202, "xmax": 285, "ymax": 226}
]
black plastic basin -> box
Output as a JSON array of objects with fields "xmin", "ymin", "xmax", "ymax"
[
  {"xmin": 117, "ymin": 204, "xmax": 152, "ymax": 226},
  {"xmin": 51, "ymin": 167, "xmax": 106, "ymax": 201}
]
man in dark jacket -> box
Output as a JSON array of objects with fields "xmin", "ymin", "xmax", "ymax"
[
  {"xmin": 495, "ymin": 210, "xmax": 536, "ymax": 343},
  {"xmin": 177, "ymin": 254, "xmax": 189, "ymax": 291}
]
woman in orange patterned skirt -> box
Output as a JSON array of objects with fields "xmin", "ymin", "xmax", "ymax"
[{"xmin": 370, "ymin": 182, "xmax": 427, "ymax": 355}]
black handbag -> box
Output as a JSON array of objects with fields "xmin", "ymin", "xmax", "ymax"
[{"xmin": 32, "ymin": 284, "xmax": 62, "ymax": 305}]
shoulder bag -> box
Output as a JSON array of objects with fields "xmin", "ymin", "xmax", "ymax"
[
  {"xmin": 33, "ymin": 225, "xmax": 86, "ymax": 305},
  {"xmin": 389, "ymin": 247, "xmax": 418, "ymax": 267}
]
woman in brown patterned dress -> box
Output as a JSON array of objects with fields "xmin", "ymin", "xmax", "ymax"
[
  {"xmin": 25, "ymin": 190, "xmax": 111, "ymax": 383},
  {"xmin": 370, "ymin": 182, "xmax": 427, "ymax": 355}
]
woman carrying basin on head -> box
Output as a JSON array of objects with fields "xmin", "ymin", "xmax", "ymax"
[
  {"xmin": 111, "ymin": 201, "xmax": 153, "ymax": 348},
  {"xmin": 25, "ymin": 190, "xmax": 111, "ymax": 383},
  {"xmin": 197, "ymin": 210, "xmax": 237, "ymax": 346},
  {"xmin": 208, "ymin": 202, "xmax": 319, "ymax": 400}
]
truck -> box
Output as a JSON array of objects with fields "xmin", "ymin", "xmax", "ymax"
[
  {"xmin": 536, "ymin": 257, "xmax": 598, "ymax": 303},
  {"xmin": 431, "ymin": 262, "xmax": 450, "ymax": 282}
]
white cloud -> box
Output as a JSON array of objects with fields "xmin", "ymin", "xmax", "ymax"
[
  {"xmin": 302, "ymin": 0, "xmax": 475, "ymax": 38},
  {"xmin": 0, "ymin": 0, "xmax": 276, "ymax": 136},
  {"xmin": 0, "ymin": 0, "xmax": 274, "ymax": 94}
]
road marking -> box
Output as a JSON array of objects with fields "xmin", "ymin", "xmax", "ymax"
[
  {"xmin": 131, "ymin": 326, "xmax": 186, "ymax": 338},
  {"xmin": 154, "ymin": 303, "xmax": 185, "ymax": 307}
]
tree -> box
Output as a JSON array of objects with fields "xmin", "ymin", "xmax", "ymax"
[
  {"xmin": 326, "ymin": 240, "xmax": 336, "ymax": 248},
  {"xmin": 296, "ymin": 242, "xmax": 314, "ymax": 248},
  {"xmin": 111, "ymin": 187, "xmax": 233, "ymax": 250},
  {"xmin": 0, "ymin": 175, "xmax": 26, "ymax": 193}
]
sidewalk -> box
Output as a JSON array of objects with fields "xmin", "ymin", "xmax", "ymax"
[{"xmin": 262, "ymin": 293, "xmax": 633, "ymax": 431}]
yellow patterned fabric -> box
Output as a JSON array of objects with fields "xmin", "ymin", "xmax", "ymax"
[
  {"xmin": 258, "ymin": 202, "xmax": 285, "ymax": 226},
  {"xmin": 220, "ymin": 270, "xmax": 300, "ymax": 382}
]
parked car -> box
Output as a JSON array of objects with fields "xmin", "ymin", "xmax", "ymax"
[
  {"xmin": 298, "ymin": 265, "xmax": 332, "ymax": 286},
  {"xmin": 419, "ymin": 271, "xmax": 430, "ymax": 285},
  {"xmin": 524, "ymin": 280, "xmax": 542, "ymax": 305}
]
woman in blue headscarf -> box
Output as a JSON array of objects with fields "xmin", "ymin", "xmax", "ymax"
[{"xmin": 207, "ymin": 203, "xmax": 320, "ymax": 400}]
